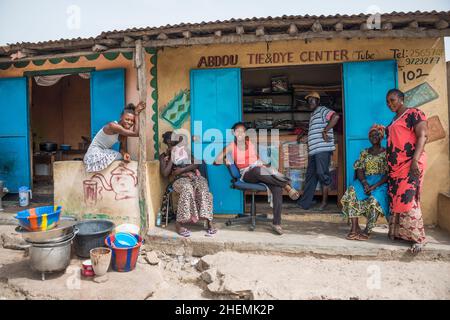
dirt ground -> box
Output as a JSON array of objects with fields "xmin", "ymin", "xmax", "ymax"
[{"xmin": 1, "ymin": 225, "xmax": 449, "ymax": 300}]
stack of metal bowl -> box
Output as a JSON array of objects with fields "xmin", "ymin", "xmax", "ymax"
[{"xmin": 15, "ymin": 216, "xmax": 78, "ymax": 281}]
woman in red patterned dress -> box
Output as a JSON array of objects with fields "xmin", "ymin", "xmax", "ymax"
[{"xmin": 385, "ymin": 89, "xmax": 428, "ymax": 254}]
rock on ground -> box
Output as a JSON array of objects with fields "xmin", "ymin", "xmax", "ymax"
[
  {"xmin": 145, "ymin": 251, "xmax": 160, "ymax": 265},
  {"xmin": 1, "ymin": 232, "xmax": 28, "ymax": 250}
]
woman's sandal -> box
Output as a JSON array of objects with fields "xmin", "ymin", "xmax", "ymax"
[
  {"xmin": 346, "ymin": 232, "xmax": 358, "ymax": 240},
  {"xmin": 177, "ymin": 227, "xmax": 191, "ymax": 238},
  {"xmin": 205, "ymin": 228, "xmax": 218, "ymax": 237},
  {"xmin": 346, "ymin": 232, "xmax": 368, "ymax": 241},
  {"xmin": 409, "ymin": 243, "xmax": 424, "ymax": 254},
  {"xmin": 355, "ymin": 233, "xmax": 369, "ymax": 241},
  {"xmin": 272, "ymin": 225, "xmax": 284, "ymax": 235}
]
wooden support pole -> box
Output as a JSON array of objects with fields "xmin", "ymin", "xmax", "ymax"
[
  {"xmin": 255, "ymin": 26, "xmax": 265, "ymax": 37},
  {"xmin": 360, "ymin": 22, "xmax": 369, "ymax": 31},
  {"xmin": 10, "ymin": 48, "xmax": 37, "ymax": 60},
  {"xmin": 408, "ymin": 20, "xmax": 419, "ymax": 29},
  {"xmin": 10, "ymin": 51, "xmax": 27, "ymax": 60},
  {"xmin": 182, "ymin": 30, "xmax": 192, "ymax": 39},
  {"xmin": 157, "ymin": 33, "xmax": 168, "ymax": 40},
  {"xmin": 288, "ymin": 23, "xmax": 298, "ymax": 35},
  {"xmin": 123, "ymin": 36, "xmax": 134, "ymax": 43},
  {"xmin": 92, "ymin": 44, "xmax": 108, "ymax": 52},
  {"xmin": 96, "ymin": 38, "xmax": 121, "ymax": 46},
  {"xmin": 236, "ymin": 25, "xmax": 245, "ymax": 35},
  {"xmin": 334, "ymin": 22, "xmax": 344, "ymax": 32},
  {"xmin": 134, "ymin": 40, "xmax": 149, "ymax": 235},
  {"xmin": 1, "ymin": 45, "xmax": 11, "ymax": 54},
  {"xmin": 311, "ymin": 20, "xmax": 323, "ymax": 32},
  {"xmin": 435, "ymin": 19, "xmax": 449, "ymax": 30}
]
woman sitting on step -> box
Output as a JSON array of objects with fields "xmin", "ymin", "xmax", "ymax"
[{"xmin": 341, "ymin": 124, "xmax": 390, "ymax": 241}]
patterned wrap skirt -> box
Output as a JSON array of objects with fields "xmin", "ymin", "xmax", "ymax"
[
  {"xmin": 83, "ymin": 146, "xmax": 123, "ymax": 173},
  {"xmin": 341, "ymin": 174, "xmax": 389, "ymax": 233},
  {"xmin": 172, "ymin": 176, "xmax": 213, "ymax": 224}
]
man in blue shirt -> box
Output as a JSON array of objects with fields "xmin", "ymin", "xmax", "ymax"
[{"xmin": 297, "ymin": 92, "xmax": 340, "ymax": 211}]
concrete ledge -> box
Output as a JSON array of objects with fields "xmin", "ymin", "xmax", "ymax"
[
  {"xmin": 438, "ymin": 192, "xmax": 450, "ymax": 234},
  {"xmin": 54, "ymin": 160, "xmax": 140, "ymax": 226},
  {"xmin": 145, "ymin": 220, "xmax": 450, "ymax": 262}
]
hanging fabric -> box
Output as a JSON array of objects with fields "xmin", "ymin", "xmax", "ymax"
[
  {"xmin": 34, "ymin": 74, "xmax": 69, "ymax": 86},
  {"xmin": 33, "ymin": 72, "xmax": 91, "ymax": 86},
  {"xmin": 79, "ymin": 73, "xmax": 91, "ymax": 79}
]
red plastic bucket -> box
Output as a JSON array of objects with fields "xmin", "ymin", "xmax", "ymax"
[{"xmin": 105, "ymin": 234, "xmax": 143, "ymax": 272}]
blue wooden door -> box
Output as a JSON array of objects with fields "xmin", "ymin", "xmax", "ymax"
[
  {"xmin": 90, "ymin": 69, "xmax": 125, "ymax": 151},
  {"xmin": 343, "ymin": 60, "xmax": 397, "ymax": 187},
  {"xmin": 0, "ymin": 77, "xmax": 30, "ymax": 192},
  {"xmin": 190, "ymin": 68, "xmax": 243, "ymax": 214}
]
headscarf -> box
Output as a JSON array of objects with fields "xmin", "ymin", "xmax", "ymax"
[{"xmin": 369, "ymin": 124, "xmax": 385, "ymax": 139}]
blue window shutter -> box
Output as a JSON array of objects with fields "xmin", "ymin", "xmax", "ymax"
[
  {"xmin": 190, "ymin": 68, "xmax": 243, "ymax": 214},
  {"xmin": 343, "ymin": 60, "xmax": 398, "ymax": 187},
  {"xmin": 0, "ymin": 77, "xmax": 30, "ymax": 192},
  {"xmin": 90, "ymin": 69, "xmax": 125, "ymax": 151}
]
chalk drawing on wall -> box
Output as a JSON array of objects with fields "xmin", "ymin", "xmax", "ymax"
[
  {"xmin": 160, "ymin": 89, "xmax": 190, "ymax": 128},
  {"xmin": 404, "ymin": 82, "xmax": 439, "ymax": 108},
  {"xmin": 83, "ymin": 163, "xmax": 138, "ymax": 205}
]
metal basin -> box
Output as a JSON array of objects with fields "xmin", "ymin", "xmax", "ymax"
[
  {"xmin": 28, "ymin": 233, "xmax": 76, "ymax": 280},
  {"xmin": 74, "ymin": 219, "xmax": 115, "ymax": 258},
  {"xmin": 16, "ymin": 220, "xmax": 77, "ymax": 244}
]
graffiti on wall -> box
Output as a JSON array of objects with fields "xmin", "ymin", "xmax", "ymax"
[
  {"xmin": 160, "ymin": 89, "xmax": 190, "ymax": 128},
  {"xmin": 82, "ymin": 163, "xmax": 138, "ymax": 205}
]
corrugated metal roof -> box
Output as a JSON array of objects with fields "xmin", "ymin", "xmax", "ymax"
[
  {"xmin": 1, "ymin": 10, "xmax": 449, "ymax": 57},
  {"xmin": 98, "ymin": 10, "xmax": 449, "ymax": 36}
]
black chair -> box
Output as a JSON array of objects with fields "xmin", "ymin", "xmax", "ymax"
[
  {"xmin": 224, "ymin": 162, "xmax": 272, "ymax": 231},
  {"xmin": 161, "ymin": 161, "xmax": 209, "ymax": 227}
]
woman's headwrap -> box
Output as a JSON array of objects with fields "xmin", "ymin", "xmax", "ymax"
[{"xmin": 369, "ymin": 124, "xmax": 385, "ymax": 139}]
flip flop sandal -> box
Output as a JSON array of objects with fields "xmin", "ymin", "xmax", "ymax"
[
  {"xmin": 354, "ymin": 233, "xmax": 369, "ymax": 241},
  {"xmin": 409, "ymin": 243, "xmax": 424, "ymax": 254},
  {"xmin": 178, "ymin": 229, "xmax": 191, "ymax": 238},
  {"xmin": 272, "ymin": 225, "xmax": 284, "ymax": 235},
  {"xmin": 346, "ymin": 232, "xmax": 358, "ymax": 240},
  {"xmin": 205, "ymin": 228, "xmax": 217, "ymax": 237}
]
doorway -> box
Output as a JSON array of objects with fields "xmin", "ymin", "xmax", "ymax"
[
  {"xmin": 0, "ymin": 68, "xmax": 126, "ymax": 212},
  {"xmin": 30, "ymin": 73, "xmax": 91, "ymax": 202},
  {"xmin": 241, "ymin": 64, "xmax": 344, "ymax": 211}
]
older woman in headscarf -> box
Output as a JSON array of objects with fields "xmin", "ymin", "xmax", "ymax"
[{"xmin": 341, "ymin": 124, "xmax": 390, "ymax": 241}]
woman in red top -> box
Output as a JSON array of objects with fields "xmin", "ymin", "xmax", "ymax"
[
  {"xmin": 385, "ymin": 89, "xmax": 428, "ymax": 254},
  {"xmin": 214, "ymin": 122, "xmax": 299, "ymax": 235}
]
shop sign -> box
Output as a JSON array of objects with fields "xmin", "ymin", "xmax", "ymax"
[{"xmin": 197, "ymin": 55, "xmax": 238, "ymax": 68}]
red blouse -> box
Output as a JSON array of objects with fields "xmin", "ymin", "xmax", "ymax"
[{"xmin": 231, "ymin": 140, "xmax": 258, "ymax": 170}]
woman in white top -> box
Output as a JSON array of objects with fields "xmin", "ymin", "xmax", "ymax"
[{"xmin": 83, "ymin": 102, "xmax": 145, "ymax": 172}]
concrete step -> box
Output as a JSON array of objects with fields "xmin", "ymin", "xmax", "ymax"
[
  {"xmin": 0, "ymin": 213, "xmax": 16, "ymax": 225},
  {"xmin": 145, "ymin": 219, "xmax": 450, "ymax": 262}
]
